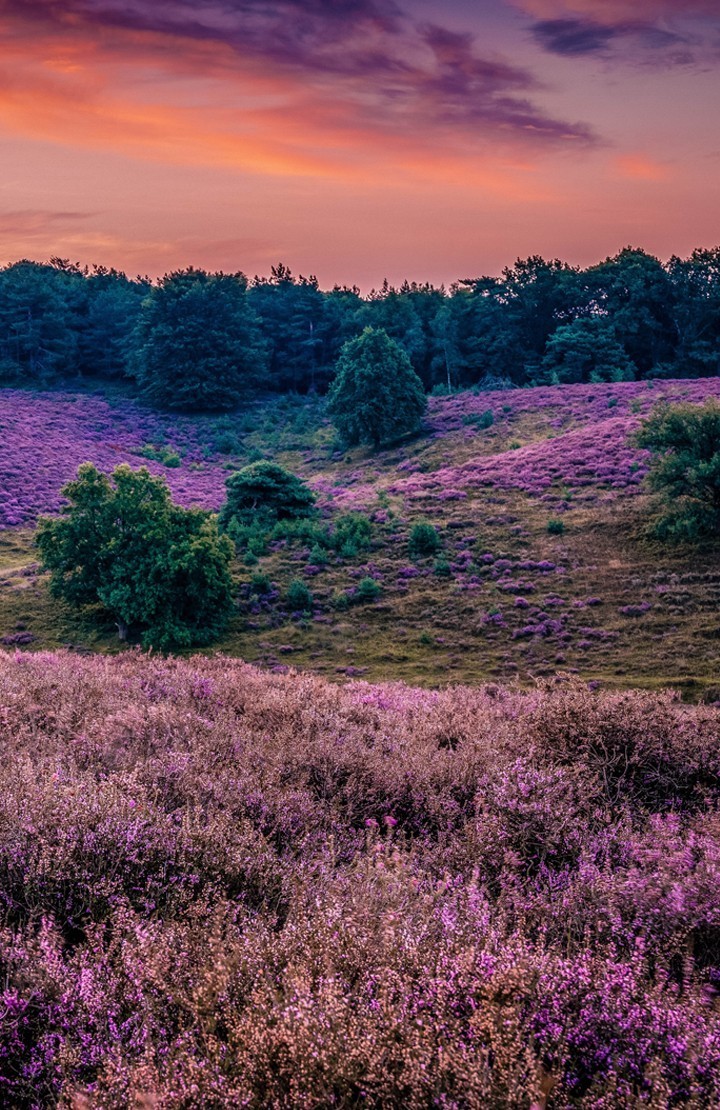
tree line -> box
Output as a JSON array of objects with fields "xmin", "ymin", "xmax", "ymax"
[{"xmin": 1, "ymin": 247, "xmax": 719, "ymax": 409}]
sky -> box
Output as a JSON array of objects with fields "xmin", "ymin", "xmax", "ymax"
[{"xmin": 0, "ymin": 0, "xmax": 718, "ymax": 289}]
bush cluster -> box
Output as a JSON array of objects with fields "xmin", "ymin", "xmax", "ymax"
[{"xmin": 2, "ymin": 652, "xmax": 720, "ymax": 1106}]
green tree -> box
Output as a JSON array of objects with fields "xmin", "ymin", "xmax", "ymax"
[
  {"xmin": 666, "ymin": 248, "xmax": 720, "ymax": 377},
  {"xmin": 539, "ymin": 317, "xmax": 635, "ymax": 384},
  {"xmin": 0, "ymin": 259, "xmax": 86, "ymax": 382},
  {"xmin": 36, "ymin": 464, "xmax": 235, "ymax": 649},
  {"xmin": 327, "ymin": 327, "xmax": 427, "ymax": 449},
  {"xmin": 636, "ymin": 400, "xmax": 720, "ymax": 540},
  {"xmin": 587, "ymin": 248, "xmax": 676, "ymax": 376},
  {"xmin": 134, "ymin": 268, "xmax": 267, "ymax": 411},
  {"xmin": 79, "ymin": 266, "xmax": 149, "ymax": 379},
  {"xmin": 219, "ymin": 461, "xmax": 317, "ymax": 532}
]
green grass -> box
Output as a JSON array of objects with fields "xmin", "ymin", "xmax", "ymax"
[{"xmin": 3, "ymin": 394, "xmax": 720, "ymax": 698}]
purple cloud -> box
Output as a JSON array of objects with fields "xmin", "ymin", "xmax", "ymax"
[
  {"xmin": 530, "ymin": 12, "xmax": 715, "ymax": 64},
  {"xmin": 531, "ymin": 18, "xmax": 618, "ymax": 55},
  {"xmin": 5, "ymin": 0, "xmax": 597, "ymax": 146}
]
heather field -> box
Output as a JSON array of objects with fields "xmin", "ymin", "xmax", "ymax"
[
  {"xmin": 3, "ymin": 379, "xmax": 720, "ymax": 694},
  {"xmin": 2, "ymin": 649, "xmax": 720, "ymax": 1108}
]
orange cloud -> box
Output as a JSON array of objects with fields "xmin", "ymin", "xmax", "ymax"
[
  {"xmin": 615, "ymin": 155, "xmax": 672, "ymax": 182},
  {"xmin": 0, "ymin": 15, "xmax": 584, "ymax": 203}
]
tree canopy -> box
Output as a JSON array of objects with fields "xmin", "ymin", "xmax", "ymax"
[
  {"xmin": 36, "ymin": 463, "xmax": 235, "ymax": 649},
  {"xmin": 1, "ymin": 247, "xmax": 719, "ymax": 398},
  {"xmin": 327, "ymin": 327, "xmax": 427, "ymax": 448},
  {"xmin": 133, "ymin": 268, "xmax": 267, "ymax": 411},
  {"xmin": 540, "ymin": 318, "xmax": 635, "ymax": 384},
  {"xmin": 637, "ymin": 400, "xmax": 720, "ymax": 540}
]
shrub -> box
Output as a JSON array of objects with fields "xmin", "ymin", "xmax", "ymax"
[
  {"xmin": 355, "ymin": 577, "xmax": 382, "ymax": 603},
  {"xmin": 1, "ymin": 658, "xmax": 720, "ymax": 1106},
  {"xmin": 547, "ymin": 518, "xmax": 565, "ymax": 535},
  {"xmin": 462, "ymin": 409, "xmax": 494, "ymax": 429},
  {"xmin": 226, "ymin": 520, "xmax": 268, "ymax": 560},
  {"xmin": 409, "ymin": 521, "xmax": 441, "ymax": 558},
  {"xmin": 332, "ymin": 513, "xmax": 373, "ymax": 559},
  {"xmin": 219, "ymin": 462, "xmax": 317, "ymax": 534},
  {"xmin": 309, "ymin": 544, "xmax": 328, "ymax": 567},
  {"xmin": 138, "ymin": 444, "xmax": 182, "ymax": 467},
  {"xmin": 285, "ymin": 579, "xmax": 313, "ymax": 612},
  {"xmin": 214, "ymin": 430, "xmax": 241, "ymax": 455},
  {"xmin": 271, "ymin": 518, "xmax": 330, "ymax": 548}
]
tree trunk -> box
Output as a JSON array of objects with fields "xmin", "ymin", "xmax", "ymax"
[{"xmin": 117, "ymin": 619, "xmax": 129, "ymax": 642}]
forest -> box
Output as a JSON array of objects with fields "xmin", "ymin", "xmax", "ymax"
[{"xmin": 0, "ymin": 247, "xmax": 718, "ymax": 407}]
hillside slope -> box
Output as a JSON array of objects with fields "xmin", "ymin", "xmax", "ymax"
[{"xmin": 1, "ymin": 379, "xmax": 719, "ymax": 693}]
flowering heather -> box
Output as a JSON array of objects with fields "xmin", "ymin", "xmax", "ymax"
[
  {"xmin": 3, "ymin": 379, "xmax": 720, "ymax": 528},
  {"xmin": 2, "ymin": 649, "xmax": 720, "ymax": 1106},
  {"xmin": 384, "ymin": 379, "xmax": 720, "ymax": 509},
  {"xmin": 0, "ymin": 390, "xmax": 228, "ymax": 527}
]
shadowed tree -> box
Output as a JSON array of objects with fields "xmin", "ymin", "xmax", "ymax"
[
  {"xmin": 540, "ymin": 317, "xmax": 635, "ymax": 384},
  {"xmin": 636, "ymin": 400, "xmax": 720, "ymax": 540},
  {"xmin": 327, "ymin": 326, "xmax": 427, "ymax": 449},
  {"xmin": 219, "ymin": 461, "xmax": 317, "ymax": 532},
  {"xmin": 134, "ymin": 268, "xmax": 267, "ymax": 411}
]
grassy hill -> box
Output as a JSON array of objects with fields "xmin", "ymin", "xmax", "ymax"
[{"xmin": 2, "ymin": 378, "xmax": 720, "ymax": 695}]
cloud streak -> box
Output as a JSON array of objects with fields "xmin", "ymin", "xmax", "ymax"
[
  {"xmin": 1, "ymin": 0, "xmax": 596, "ymax": 151},
  {"xmin": 520, "ymin": 0, "xmax": 719, "ymax": 63},
  {"xmin": 531, "ymin": 17, "xmax": 690, "ymax": 59}
]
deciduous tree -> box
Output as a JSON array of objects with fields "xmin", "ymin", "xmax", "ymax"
[
  {"xmin": 327, "ymin": 327, "xmax": 427, "ymax": 449},
  {"xmin": 36, "ymin": 463, "xmax": 235, "ymax": 649}
]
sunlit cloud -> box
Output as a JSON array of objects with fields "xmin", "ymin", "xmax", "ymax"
[
  {"xmin": 0, "ymin": 1, "xmax": 716, "ymax": 284},
  {"xmin": 0, "ymin": 1, "xmax": 596, "ymax": 167},
  {"xmin": 614, "ymin": 155, "xmax": 672, "ymax": 182}
]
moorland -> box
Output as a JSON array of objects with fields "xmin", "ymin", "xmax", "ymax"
[
  {"xmin": 2, "ymin": 249, "xmax": 720, "ymax": 1108},
  {"xmin": 1, "ymin": 376, "xmax": 720, "ymax": 696}
]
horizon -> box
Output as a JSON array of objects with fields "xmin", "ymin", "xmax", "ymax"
[{"xmin": 3, "ymin": 242, "xmax": 716, "ymax": 296}]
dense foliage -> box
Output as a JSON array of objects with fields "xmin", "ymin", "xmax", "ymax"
[
  {"xmin": 219, "ymin": 461, "xmax": 317, "ymax": 531},
  {"xmin": 328, "ymin": 327, "xmax": 427, "ymax": 447},
  {"xmin": 2, "ymin": 652, "xmax": 720, "ymax": 1106},
  {"xmin": 0, "ymin": 248, "xmax": 718, "ymax": 401},
  {"xmin": 637, "ymin": 399, "xmax": 720, "ymax": 540},
  {"xmin": 133, "ymin": 268, "xmax": 267, "ymax": 411},
  {"xmin": 36, "ymin": 464, "xmax": 234, "ymax": 649}
]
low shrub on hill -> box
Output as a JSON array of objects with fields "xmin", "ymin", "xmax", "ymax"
[
  {"xmin": 409, "ymin": 521, "xmax": 442, "ymax": 557},
  {"xmin": 219, "ymin": 460, "xmax": 317, "ymax": 533},
  {"xmin": 2, "ymin": 652, "xmax": 720, "ymax": 1106}
]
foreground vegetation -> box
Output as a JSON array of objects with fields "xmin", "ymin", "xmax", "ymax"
[{"xmin": 2, "ymin": 650, "xmax": 720, "ymax": 1107}]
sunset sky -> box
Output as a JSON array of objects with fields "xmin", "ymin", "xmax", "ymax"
[{"xmin": 1, "ymin": 0, "xmax": 718, "ymax": 289}]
